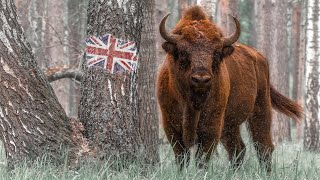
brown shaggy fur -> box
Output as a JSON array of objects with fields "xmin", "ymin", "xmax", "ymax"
[{"xmin": 156, "ymin": 6, "xmax": 303, "ymax": 172}]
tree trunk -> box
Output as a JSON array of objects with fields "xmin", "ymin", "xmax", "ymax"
[
  {"xmin": 167, "ymin": 0, "xmax": 180, "ymax": 28},
  {"xmin": 0, "ymin": 0, "xmax": 75, "ymax": 167},
  {"xmin": 66, "ymin": 0, "xmax": 88, "ymax": 117},
  {"xmin": 15, "ymin": 0, "xmax": 82, "ymax": 117},
  {"xmin": 254, "ymin": 0, "xmax": 291, "ymax": 143},
  {"xmin": 291, "ymin": 1, "xmax": 300, "ymax": 102},
  {"xmin": 138, "ymin": 0, "xmax": 159, "ymax": 163},
  {"xmin": 247, "ymin": 0, "xmax": 256, "ymax": 47},
  {"xmin": 256, "ymin": 0, "xmax": 273, "ymax": 56},
  {"xmin": 155, "ymin": 0, "xmax": 167, "ymax": 68},
  {"xmin": 252, "ymin": 0, "xmax": 263, "ymax": 49},
  {"xmin": 294, "ymin": 0, "xmax": 306, "ymax": 140},
  {"xmin": 44, "ymin": 0, "xmax": 72, "ymax": 116},
  {"xmin": 304, "ymin": 0, "xmax": 320, "ymax": 151},
  {"xmin": 79, "ymin": 0, "xmax": 158, "ymax": 162},
  {"xmin": 179, "ymin": 0, "xmax": 189, "ymax": 13},
  {"xmin": 216, "ymin": 0, "xmax": 239, "ymax": 35},
  {"xmin": 198, "ymin": 0, "xmax": 217, "ymax": 21},
  {"xmin": 238, "ymin": 0, "xmax": 255, "ymax": 45},
  {"xmin": 270, "ymin": 0, "xmax": 291, "ymax": 143}
]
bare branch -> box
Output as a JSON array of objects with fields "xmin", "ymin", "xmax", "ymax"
[{"xmin": 45, "ymin": 66, "xmax": 83, "ymax": 83}]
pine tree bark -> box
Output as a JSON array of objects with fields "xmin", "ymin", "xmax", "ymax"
[
  {"xmin": 0, "ymin": 0, "xmax": 75, "ymax": 167},
  {"xmin": 79, "ymin": 0, "xmax": 158, "ymax": 162},
  {"xmin": 270, "ymin": 0, "xmax": 291, "ymax": 143},
  {"xmin": 304, "ymin": 0, "xmax": 320, "ymax": 151},
  {"xmin": 138, "ymin": 0, "xmax": 159, "ymax": 162}
]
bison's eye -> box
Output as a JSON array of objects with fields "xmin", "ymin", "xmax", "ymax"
[
  {"xmin": 212, "ymin": 52, "xmax": 222, "ymax": 72},
  {"xmin": 213, "ymin": 52, "xmax": 222, "ymax": 61},
  {"xmin": 178, "ymin": 51, "xmax": 190, "ymax": 70}
]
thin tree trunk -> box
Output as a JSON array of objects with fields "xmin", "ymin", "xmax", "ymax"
[
  {"xmin": 66, "ymin": 0, "xmax": 88, "ymax": 117},
  {"xmin": 138, "ymin": 0, "xmax": 159, "ymax": 162},
  {"xmin": 16, "ymin": 0, "xmax": 47, "ymax": 67},
  {"xmin": 16, "ymin": 0, "xmax": 88, "ymax": 117},
  {"xmin": 304, "ymin": 0, "xmax": 320, "ymax": 151},
  {"xmin": 198, "ymin": 0, "xmax": 217, "ymax": 21},
  {"xmin": 0, "ymin": 0, "xmax": 76, "ymax": 167},
  {"xmin": 168, "ymin": 0, "xmax": 180, "ymax": 28},
  {"xmin": 292, "ymin": 1, "xmax": 300, "ymax": 101},
  {"xmin": 44, "ymin": 0, "xmax": 71, "ymax": 116},
  {"xmin": 179, "ymin": 0, "xmax": 189, "ymax": 13},
  {"xmin": 271, "ymin": 0, "xmax": 291, "ymax": 143},
  {"xmin": 295, "ymin": 0, "xmax": 306, "ymax": 140},
  {"xmin": 256, "ymin": 0, "xmax": 273, "ymax": 57},
  {"xmin": 247, "ymin": 0, "xmax": 256, "ymax": 47},
  {"xmin": 254, "ymin": 0, "xmax": 291, "ymax": 143},
  {"xmin": 216, "ymin": 0, "xmax": 239, "ymax": 35},
  {"xmin": 155, "ymin": 0, "xmax": 167, "ymax": 67},
  {"xmin": 238, "ymin": 0, "xmax": 255, "ymax": 45}
]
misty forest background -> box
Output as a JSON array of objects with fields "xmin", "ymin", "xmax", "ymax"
[{"xmin": 0, "ymin": 0, "xmax": 320, "ymax": 176}]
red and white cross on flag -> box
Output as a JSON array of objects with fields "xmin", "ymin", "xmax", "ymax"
[{"xmin": 85, "ymin": 34, "xmax": 138, "ymax": 74}]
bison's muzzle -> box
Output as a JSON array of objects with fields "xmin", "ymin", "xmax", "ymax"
[
  {"xmin": 190, "ymin": 68, "xmax": 212, "ymax": 92},
  {"xmin": 191, "ymin": 73, "xmax": 211, "ymax": 88},
  {"xmin": 189, "ymin": 71, "xmax": 212, "ymax": 110}
]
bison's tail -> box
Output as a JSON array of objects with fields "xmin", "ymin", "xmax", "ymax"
[{"xmin": 270, "ymin": 85, "xmax": 304, "ymax": 120}]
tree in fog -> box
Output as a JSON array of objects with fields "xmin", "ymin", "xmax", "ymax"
[
  {"xmin": 253, "ymin": 0, "xmax": 291, "ymax": 143},
  {"xmin": 198, "ymin": 0, "xmax": 217, "ymax": 21},
  {"xmin": 304, "ymin": 0, "xmax": 320, "ymax": 151},
  {"xmin": 0, "ymin": 0, "xmax": 76, "ymax": 167},
  {"xmin": 15, "ymin": 0, "xmax": 88, "ymax": 117},
  {"xmin": 216, "ymin": 0, "xmax": 239, "ymax": 34},
  {"xmin": 294, "ymin": 0, "xmax": 306, "ymax": 139}
]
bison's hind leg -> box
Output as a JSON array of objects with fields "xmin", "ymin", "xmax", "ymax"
[
  {"xmin": 247, "ymin": 94, "xmax": 274, "ymax": 173},
  {"xmin": 220, "ymin": 124, "xmax": 246, "ymax": 170}
]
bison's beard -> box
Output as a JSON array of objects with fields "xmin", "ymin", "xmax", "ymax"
[{"xmin": 190, "ymin": 89, "xmax": 210, "ymax": 110}]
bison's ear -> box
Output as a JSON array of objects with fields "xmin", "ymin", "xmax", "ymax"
[
  {"xmin": 162, "ymin": 42, "xmax": 177, "ymax": 55},
  {"xmin": 222, "ymin": 45, "xmax": 235, "ymax": 57}
]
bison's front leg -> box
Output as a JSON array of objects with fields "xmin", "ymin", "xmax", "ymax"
[
  {"xmin": 161, "ymin": 104, "xmax": 191, "ymax": 170},
  {"xmin": 182, "ymin": 107, "xmax": 201, "ymax": 148},
  {"xmin": 196, "ymin": 111, "xmax": 224, "ymax": 168},
  {"xmin": 163, "ymin": 121, "xmax": 190, "ymax": 169}
]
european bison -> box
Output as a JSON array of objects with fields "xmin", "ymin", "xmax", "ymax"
[{"xmin": 156, "ymin": 6, "xmax": 303, "ymax": 172}]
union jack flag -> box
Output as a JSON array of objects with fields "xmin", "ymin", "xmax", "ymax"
[{"xmin": 85, "ymin": 34, "xmax": 138, "ymax": 73}]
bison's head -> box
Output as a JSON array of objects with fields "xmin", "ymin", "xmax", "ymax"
[{"xmin": 160, "ymin": 7, "xmax": 240, "ymax": 110}]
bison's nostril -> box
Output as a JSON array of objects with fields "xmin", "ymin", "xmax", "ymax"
[
  {"xmin": 191, "ymin": 76, "xmax": 200, "ymax": 83},
  {"xmin": 202, "ymin": 76, "xmax": 211, "ymax": 83},
  {"xmin": 191, "ymin": 75, "xmax": 211, "ymax": 85}
]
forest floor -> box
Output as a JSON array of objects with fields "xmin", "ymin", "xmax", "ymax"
[{"xmin": 0, "ymin": 129, "xmax": 320, "ymax": 180}]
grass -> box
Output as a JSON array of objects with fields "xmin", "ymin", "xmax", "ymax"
[{"xmin": 0, "ymin": 134, "xmax": 320, "ymax": 179}]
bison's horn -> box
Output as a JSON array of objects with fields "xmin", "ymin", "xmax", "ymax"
[
  {"xmin": 159, "ymin": 13, "xmax": 181, "ymax": 43},
  {"xmin": 222, "ymin": 16, "xmax": 241, "ymax": 47}
]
